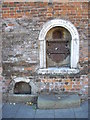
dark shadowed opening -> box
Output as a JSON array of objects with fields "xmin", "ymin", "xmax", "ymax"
[
  {"xmin": 53, "ymin": 29, "xmax": 63, "ymax": 39},
  {"xmin": 14, "ymin": 82, "xmax": 31, "ymax": 94}
]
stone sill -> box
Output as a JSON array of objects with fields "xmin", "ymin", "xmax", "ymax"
[
  {"xmin": 38, "ymin": 67, "xmax": 79, "ymax": 75},
  {"xmin": 3, "ymin": 94, "xmax": 38, "ymax": 104}
]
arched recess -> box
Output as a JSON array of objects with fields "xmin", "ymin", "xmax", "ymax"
[
  {"xmin": 14, "ymin": 82, "xmax": 31, "ymax": 94},
  {"xmin": 38, "ymin": 19, "xmax": 79, "ymax": 74}
]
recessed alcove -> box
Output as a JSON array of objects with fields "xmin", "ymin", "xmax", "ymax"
[
  {"xmin": 14, "ymin": 82, "xmax": 31, "ymax": 94},
  {"xmin": 46, "ymin": 26, "xmax": 71, "ymax": 68}
]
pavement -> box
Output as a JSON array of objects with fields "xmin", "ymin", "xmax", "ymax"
[{"xmin": 2, "ymin": 100, "xmax": 89, "ymax": 119}]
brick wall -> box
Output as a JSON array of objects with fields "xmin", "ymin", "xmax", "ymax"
[
  {"xmin": 0, "ymin": 1, "xmax": 2, "ymax": 117},
  {"xmin": 2, "ymin": 2, "xmax": 89, "ymax": 97},
  {"xmin": 88, "ymin": 2, "xmax": 90, "ymax": 97}
]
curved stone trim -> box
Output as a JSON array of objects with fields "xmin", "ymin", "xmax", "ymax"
[
  {"xmin": 8, "ymin": 77, "xmax": 31, "ymax": 94},
  {"xmin": 39, "ymin": 19, "xmax": 79, "ymax": 41},
  {"xmin": 39, "ymin": 19, "xmax": 79, "ymax": 70},
  {"xmin": 11, "ymin": 77, "xmax": 38, "ymax": 94},
  {"xmin": 13, "ymin": 77, "xmax": 30, "ymax": 83}
]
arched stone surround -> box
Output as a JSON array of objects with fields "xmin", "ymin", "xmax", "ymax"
[
  {"xmin": 38, "ymin": 19, "xmax": 79, "ymax": 74},
  {"xmin": 9, "ymin": 77, "xmax": 38, "ymax": 94}
]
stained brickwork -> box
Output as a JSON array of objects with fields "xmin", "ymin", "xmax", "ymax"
[
  {"xmin": 2, "ymin": 2, "xmax": 89, "ymax": 98},
  {"xmin": 88, "ymin": 2, "xmax": 90, "ymax": 97}
]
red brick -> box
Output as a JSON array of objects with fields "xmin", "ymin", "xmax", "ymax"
[
  {"xmin": 8, "ymin": 23, "xmax": 14, "ymax": 26},
  {"xmin": 24, "ymin": 67, "xmax": 33, "ymax": 71}
]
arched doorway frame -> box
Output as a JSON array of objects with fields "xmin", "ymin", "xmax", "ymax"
[{"xmin": 39, "ymin": 19, "xmax": 79, "ymax": 74}]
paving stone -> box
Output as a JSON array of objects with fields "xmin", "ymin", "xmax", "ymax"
[
  {"xmin": 2, "ymin": 101, "xmax": 88, "ymax": 119},
  {"xmin": 35, "ymin": 109, "xmax": 54, "ymax": 118},
  {"xmin": 80, "ymin": 101, "xmax": 88, "ymax": 112},
  {"xmin": 2, "ymin": 103, "xmax": 21, "ymax": 118},
  {"xmin": 55, "ymin": 108, "xmax": 75, "ymax": 118},
  {"xmin": 88, "ymin": 100, "xmax": 90, "ymax": 112},
  {"xmin": 75, "ymin": 111, "xmax": 88, "ymax": 118},
  {"xmin": 0, "ymin": 109, "xmax": 2, "ymax": 120},
  {"xmin": 74, "ymin": 106, "xmax": 88, "ymax": 118},
  {"xmin": 0, "ymin": 103, "xmax": 2, "ymax": 119},
  {"xmin": 15, "ymin": 104, "xmax": 36, "ymax": 118}
]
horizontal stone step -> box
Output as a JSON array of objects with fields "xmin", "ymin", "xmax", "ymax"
[
  {"xmin": 4, "ymin": 94, "xmax": 38, "ymax": 104},
  {"xmin": 38, "ymin": 94, "xmax": 81, "ymax": 109}
]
